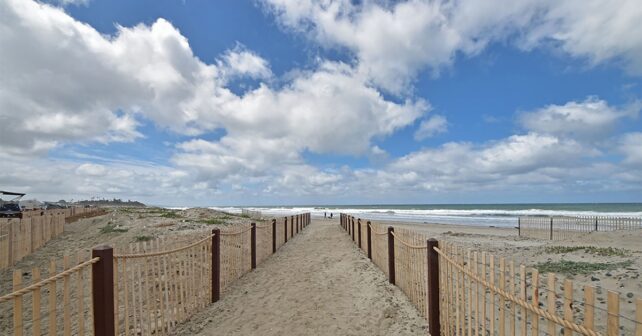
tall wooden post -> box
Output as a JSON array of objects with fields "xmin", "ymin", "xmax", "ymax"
[
  {"xmin": 296, "ymin": 215, "xmax": 299, "ymax": 234},
  {"xmin": 212, "ymin": 228, "xmax": 220, "ymax": 302},
  {"xmin": 550, "ymin": 217, "xmax": 554, "ymax": 240},
  {"xmin": 367, "ymin": 221, "xmax": 372, "ymax": 259},
  {"xmin": 92, "ymin": 245, "xmax": 114, "ymax": 336},
  {"xmin": 351, "ymin": 218, "xmax": 355, "ymax": 241},
  {"xmin": 595, "ymin": 217, "xmax": 598, "ymax": 232},
  {"xmin": 427, "ymin": 238, "xmax": 441, "ymax": 336},
  {"xmin": 387, "ymin": 226, "xmax": 395, "ymax": 284},
  {"xmin": 357, "ymin": 218, "xmax": 362, "ymax": 249},
  {"xmin": 517, "ymin": 217, "xmax": 521, "ymax": 236},
  {"xmin": 346, "ymin": 215, "xmax": 349, "ymax": 233},
  {"xmin": 290, "ymin": 216, "xmax": 294, "ymax": 238},
  {"xmin": 251, "ymin": 223, "xmax": 256, "ymax": 269},
  {"xmin": 284, "ymin": 217, "xmax": 288, "ymax": 243},
  {"xmin": 272, "ymin": 219, "xmax": 277, "ymax": 253},
  {"xmin": 346, "ymin": 216, "xmax": 352, "ymax": 236}
]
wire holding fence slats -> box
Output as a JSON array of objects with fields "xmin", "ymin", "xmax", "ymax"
[
  {"xmin": 220, "ymin": 225, "xmax": 252, "ymax": 290},
  {"xmin": 255, "ymin": 222, "xmax": 272, "ymax": 264},
  {"xmin": 391, "ymin": 227, "xmax": 428, "ymax": 319},
  {"xmin": 113, "ymin": 233, "xmax": 213, "ymax": 336},
  {"xmin": 369, "ymin": 222, "xmax": 389, "ymax": 278},
  {"xmin": 0, "ymin": 253, "xmax": 98, "ymax": 335}
]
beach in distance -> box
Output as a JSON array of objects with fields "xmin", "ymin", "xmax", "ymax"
[{"xmin": 204, "ymin": 203, "xmax": 642, "ymax": 228}]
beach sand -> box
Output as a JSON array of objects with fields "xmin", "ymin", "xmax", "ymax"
[{"xmin": 170, "ymin": 219, "xmax": 427, "ymax": 336}]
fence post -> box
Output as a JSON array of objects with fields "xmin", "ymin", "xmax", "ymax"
[
  {"xmin": 284, "ymin": 217, "xmax": 288, "ymax": 243},
  {"xmin": 550, "ymin": 217, "xmax": 554, "ymax": 240},
  {"xmin": 346, "ymin": 215, "xmax": 349, "ymax": 233},
  {"xmin": 92, "ymin": 245, "xmax": 114, "ymax": 336},
  {"xmin": 595, "ymin": 217, "xmax": 598, "ymax": 232},
  {"xmin": 357, "ymin": 218, "xmax": 362, "ymax": 249},
  {"xmin": 387, "ymin": 226, "xmax": 395, "ymax": 284},
  {"xmin": 427, "ymin": 238, "xmax": 441, "ymax": 336},
  {"xmin": 296, "ymin": 215, "xmax": 299, "ymax": 234},
  {"xmin": 272, "ymin": 219, "xmax": 277, "ymax": 253},
  {"xmin": 212, "ymin": 228, "xmax": 220, "ymax": 302},
  {"xmin": 346, "ymin": 216, "xmax": 351, "ymax": 236},
  {"xmin": 367, "ymin": 221, "xmax": 372, "ymax": 259},
  {"xmin": 251, "ymin": 223, "xmax": 256, "ymax": 269},
  {"xmin": 351, "ymin": 218, "xmax": 355, "ymax": 242},
  {"xmin": 290, "ymin": 216, "xmax": 294, "ymax": 238},
  {"xmin": 518, "ymin": 217, "xmax": 521, "ymax": 236}
]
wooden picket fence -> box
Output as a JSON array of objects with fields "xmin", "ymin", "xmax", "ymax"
[
  {"xmin": 519, "ymin": 216, "xmax": 642, "ymax": 240},
  {"xmin": 1, "ymin": 213, "xmax": 311, "ymax": 336},
  {"xmin": 0, "ymin": 207, "xmax": 104, "ymax": 269},
  {"xmin": 340, "ymin": 213, "xmax": 642, "ymax": 336}
]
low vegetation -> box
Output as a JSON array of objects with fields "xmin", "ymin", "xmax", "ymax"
[
  {"xmin": 197, "ymin": 218, "xmax": 225, "ymax": 225},
  {"xmin": 134, "ymin": 235, "xmax": 154, "ymax": 242},
  {"xmin": 100, "ymin": 223, "xmax": 129, "ymax": 234},
  {"xmin": 545, "ymin": 246, "xmax": 630, "ymax": 257},
  {"xmin": 534, "ymin": 260, "xmax": 632, "ymax": 275},
  {"xmin": 159, "ymin": 211, "xmax": 182, "ymax": 219}
]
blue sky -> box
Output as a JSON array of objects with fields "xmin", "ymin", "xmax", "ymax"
[{"xmin": 1, "ymin": 0, "xmax": 641, "ymax": 205}]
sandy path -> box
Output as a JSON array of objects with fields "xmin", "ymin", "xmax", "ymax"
[{"xmin": 171, "ymin": 219, "xmax": 427, "ymax": 336}]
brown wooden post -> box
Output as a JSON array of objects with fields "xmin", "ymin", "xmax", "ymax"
[
  {"xmin": 346, "ymin": 215, "xmax": 349, "ymax": 233},
  {"xmin": 347, "ymin": 216, "xmax": 350, "ymax": 234},
  {"xmin": 427, "ymin": 238, "xmax": 441, "ymax": 336},
  {"xmin": 357, "ymin": 218, "xmax": 362, "ymax": 249},
  {"xmin": 517, "ymin": 217, "xmax": 521, "ymax": 236},
  {"xmin": 549, "ymin": 217, "xmax": 554, "ymax": 240},
  {"xmin": 284, "ymin": 217, "xmax": 288, "ymax": 243},
  {"xmin": 290, "ymin": 216, "xmax": 294, "ymax": 238},
  {"xmin": 296, "ymin": 215, "xmax": 299, "ymax": 234},
  {"xmin": 367, "ymin": 221, "xmax": 372, "ymax": 259},
  {"xmin": 212, "ymin": 228, "xmax": 220, "ymax": 302},
  {"xmin": 351, "ymin": 217, "xmax": 355, "ymax": 241},
  {"xmin": 272, "ymin": 219, "xmax": 277, "ymax": 253},
  {"xmin": 251, "ymin": 223, "xmax": 256, "ymax": 269},
  {"xmin": 387, "ymin": 226, "xmax": 395, "ymax": 284},
  {"xmin": 92, "ymin": 245, "xmax": 114, "ymax": 336},
  {"xmin": 595, "ymin": 217, "xmax": 598, "ymax": 232}
]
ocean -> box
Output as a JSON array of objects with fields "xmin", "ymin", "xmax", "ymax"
[{"xmin": 204, "ymin": 203, "xmax": 642, "ymax": 228}]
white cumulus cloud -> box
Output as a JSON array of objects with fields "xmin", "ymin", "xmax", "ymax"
[
  {"xmin": 414, "ymin": 115, "xmax": 448, "ymax": 140},
  {"xmin": 261, "ymin": 0, "xmax": 642, "ymax": 94},
  {"xmin": 519, "ymin": 97, "xmax": 640, "ymax": 140}
]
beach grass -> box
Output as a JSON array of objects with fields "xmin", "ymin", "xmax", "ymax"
[
  {"xmin": 545, "ymin": 246, "xmax": 630, "ymax": 257},
  {"xmin": 534, "ymin": 260, "xmax": 632, "ymax": 275},
  {"xmin": 159, "ymin": 211, "xmax": 182, "ymax": 218},
  {"xmin": 134, "ymin": 235, "xmax": 154, "ymax": 242},
  {"xmin": 197, "ymin": 218, "xmax": 225, "ymax": 225},
  {"xmin": 100, "ymin": 223, "xmax": 129, "ymax": 234}
]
